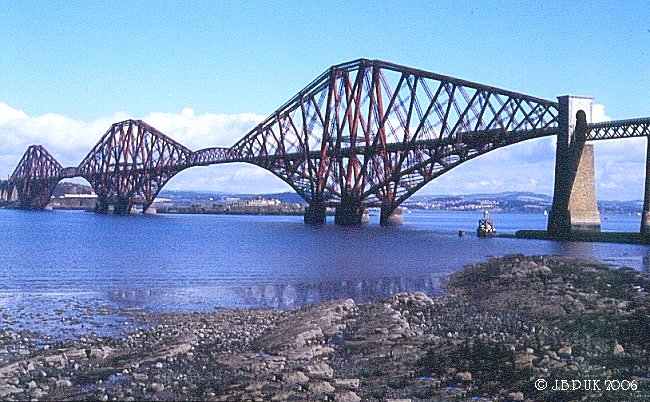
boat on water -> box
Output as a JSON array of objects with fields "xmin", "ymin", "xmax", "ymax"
[{"xmin": 477, "ymin": 210, "xmax": 496, "ymax": 237}]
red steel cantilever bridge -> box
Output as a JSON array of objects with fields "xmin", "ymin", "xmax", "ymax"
[{"xmin": 3, "ymin": 59, "xmax": 650, "ymax": 229}]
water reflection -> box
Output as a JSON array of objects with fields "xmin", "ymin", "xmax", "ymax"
[
  {"xmin": 105, "ymin": 273, "xmax": 449, "ymax": 311},
  {"xmin": 234, "ymin": 273, "xmax": 447, "ymax": 308}
]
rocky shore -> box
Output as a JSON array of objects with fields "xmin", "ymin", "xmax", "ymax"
[{"xmin": 1, "ymin": 255, "xmax": 648, "ymax": 401}]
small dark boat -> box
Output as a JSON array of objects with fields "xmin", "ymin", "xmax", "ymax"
[{"xmin": 477, "ymin": 210, "xmax": 496, "ymax": 237}]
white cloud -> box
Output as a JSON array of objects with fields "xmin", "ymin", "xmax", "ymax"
[
  {"xmin": 0, "ymin": 101, "xmax": 267, "ymax": 189},
  {"xmin": 591, "ymin": 103, "xmax": 610, "ymax": 123}
]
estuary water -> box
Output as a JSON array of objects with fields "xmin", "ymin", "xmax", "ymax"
[{"xmin": 0, "ymin": 209, "xmax": 648, "ymax": 336}]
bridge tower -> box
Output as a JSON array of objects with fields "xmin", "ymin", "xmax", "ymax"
[
  {"xmin": 9, "ymin": 145, "xmax": 64, "ymax": 210},
  {"xmin": 548, "ymin": 96, "xmax": 601, "ymax": 238}
]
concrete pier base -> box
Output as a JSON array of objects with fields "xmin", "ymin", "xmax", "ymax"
[
  {"xmin": 334, "ymin": 197, "xmax": 366, "ymax": 225},
  {"xmin": 641, "ymin": 138, "xmax": 650, "ymax": 235},
  {"xmin": 95, "ymin": 197, "xmax": 109, "ymax": 214},
  {"xmin": 548, "ymin": 96, "xmax": 601, "ymax": 238},
  {"xmin": 380, "ymin": 206, "xmax": 403, "ymax": 225},
  {"xmin": 641, "ymin": 212, "xmax": 650, "ymax": 235},
  {"xmin": 113, "ymin": 197, "xmax": 132, "ymax": 215},
  {"xmin": 361, "ymin": 208, "xmax": 370, "ymax": 224},
  {"xmin": 304, "ymin": 203, "xmax": 326, "ymax": 224},
  {"xmin": 144, "ymin": 206, "xmax": 157, "ymax": 215}
]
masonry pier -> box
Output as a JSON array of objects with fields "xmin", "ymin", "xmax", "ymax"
[
  {"xmin": 548, "ymin": 96, "xmax": 601, "ymax": 239},
  {"xmin": 380, "ymin": 206, "xmax": 403, "ymax": 225},
  {"xmin": 304, "ymin": 203, "xmax": 326, "ymax": 225},
  {"xmin": 334, "ymin": 195, "xmax": 368, "ymax": 225},
  {"xmin": 641, "ymin": 138, "xmax": 650, "ymax": 235}
]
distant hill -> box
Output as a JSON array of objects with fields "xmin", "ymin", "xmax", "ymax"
[
  {"xmin": 410, "ymin": 191, "xmax": 552, "ymax": 203},
  {"xmin": 52, "ymin": 184, "xmax": 642, "ymax": 214},
  {"xmin": 157, "ymin": 190, "xmax": 307, "ymax": 205},
  {"xmin": 52, "ymin": 182, "xmax": 94, "ymax": 196}
]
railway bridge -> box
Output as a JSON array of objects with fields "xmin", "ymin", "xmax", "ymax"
[{"xmin": 2, "ymin": 59, "xmax": 649, "ymax": 237}]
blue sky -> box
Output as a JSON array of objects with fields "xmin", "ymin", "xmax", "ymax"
[{"xmin": 1, "ymin": 1, "xmax": 649, "ymax": 199}]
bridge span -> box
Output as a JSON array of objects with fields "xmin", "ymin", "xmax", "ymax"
[{"xmin": 2, "ymin": 59, "xmax": 649, "ymax": 237}]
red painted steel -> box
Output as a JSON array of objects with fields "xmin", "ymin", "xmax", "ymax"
[
  {"xmin": 76, "ymin": 120, "xmax": 194, "ymax": 213},
  {"xmin": 9, "ymin": 59, "xmax": 588, "ymax": 215},
  {"xmin": 9, "ymin": 145, "xmax": 64, "ymax": 209}
]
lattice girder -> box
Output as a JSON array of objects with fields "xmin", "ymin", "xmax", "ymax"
[
  {"xmin": 586, "ymin": 118, "xmax": 650, "ymax": 140},
  {"xmin": 9, "ymin": 145, "xmax": 64, "ymax": 209},
  {"xmin": 229, "ymin": 59, "xmax": 560, "ymax": 210},
  {"xmin": 77, "ymin": 120, "xmax": 194, "ymax": 210}
]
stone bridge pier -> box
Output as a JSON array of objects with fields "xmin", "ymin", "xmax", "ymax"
[
  {"xmin": 94, "ymin": 195, "xmax": 133, "ymax": 215},
  {"xmin": 334, "ymin": 194, "xmax": 368, "ymax": 225},
  {"xmin": 304, "ymin": 201, "xmax": 327, "ymax": 225},
  {"xmin": 548, "ymin": 95, "xmax": 601, "ymax": 239},
  {"xmin": 641, "ymin": 138, "xmax": 650, "ymax": 235}
]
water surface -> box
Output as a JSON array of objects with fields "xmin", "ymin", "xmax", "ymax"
[{"xmin": 0, "ymin": 209, "xmax": 647, "ymax": 336}]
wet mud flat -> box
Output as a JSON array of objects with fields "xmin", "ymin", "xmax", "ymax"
[{"xmin": 0, "ymin": 255, "xmax": 648, "ymax": 401}]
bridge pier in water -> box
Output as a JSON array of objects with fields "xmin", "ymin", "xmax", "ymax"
[
  {"xmin": 94, "ymin": 196, "xmax": 133, "ymax": 215},
  {"xmin": 380, "ymin": 206, "xmax": 403, "ymax": 226},
  {"xmin": 641, "ymin": 138, "xmax": 650, "ymax": 235},
  {"xmin": 334, "ymin": 195, "xmax": 368, "ymax": 225},
  {"xmin": 548, "ymin": 96, "xmax": 601, "ymax": 239},
  {"xmin": 304, "ymin": 203, "xmax": 326, "ymax": 225}
]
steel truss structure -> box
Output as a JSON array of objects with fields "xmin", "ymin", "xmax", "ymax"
[
  {"xmin": 196, "ymin": 59, "xmax": 560, "ymax": 221},
  {"xmin": 586, "ymin": 117, "xmax": 650, "ymax": 140},
  {"xmin": 77, "ymin": 120, "xmax": 194, "ymax": 214},
  {"xmin": 7, "ymin": 59, "xmax": 649, "ymax": 220},
  {"xmin": 9, "ymin": 146, "xmax": 65, "ymax": 209}
]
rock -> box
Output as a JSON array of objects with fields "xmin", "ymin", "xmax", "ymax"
[
  {"xmin": 334, "ymin": 390, "xmax": 362, "ymax": 402},
  {"xmin": 515, "ymin": 354, "xmax": 536, "ymax": 365},
  {"xmin": 612, "ymin": 342, "xmax": 624, "ymax": 355},
  {"xmin": 456, "ymin": 371, "xmax": 472, "ymax": 381},
  {"xmin": 295, "ymin": 328, "xmax": 324, "ymax": 346},
  {"xmin": 308, "ymin": 380, "xmax": 335, "ymax": 394},
  {"xmin": 306, "ymin": 362, "xmax": 334, "ymax": 378},
  {"xmin": 132, "ymin": 373, "xmax": 148, "ymax": 381},
  {"xmin": 27, "ymin": 381, "xmax": 37, "ymax": 390},
  {"xmin": 282, "ymin": 371, "xmax": 309, "ymax": 384},
  {"xmin": 334, "ymin": 378, "xmax": 359, "ymax": 389},
  {"xmin": 508, "ymin": 391, "xmax": 524, "ymax": 400},
  {"xmin": 546, "ymin": 351, "xmax": 559, "ymax": 360},
  {"xmin": 56, "ymin": 379, "xmax": 72, "ymax": 388},
  {"xmin": 150, "ymin": 382, "xmax": 165, "ymax": 393},
  {"xmin": 0, "ymin": 385, "xmax": 22, "ymax": 397},
  {"xmin": 557, "ymin": 345, "xmax": 572, "ymax": 356},
  {"xmin": 89, "ymin": 347, "xmax": 113, "ymax": 360},
  {"xmin": 30, "ymin": 388, "xmax": 44, "ymax": 399}
]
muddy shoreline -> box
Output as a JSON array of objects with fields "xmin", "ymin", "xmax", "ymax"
[{"xmin": 1, "ymin": 255, "xmax": 648, "ymax": 401}]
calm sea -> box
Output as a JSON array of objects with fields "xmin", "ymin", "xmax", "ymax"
[{"xmin": 0, "ymin": 209, "xmax": 648, "ymax": 337}]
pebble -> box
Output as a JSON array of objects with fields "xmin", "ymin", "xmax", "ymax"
[
  {"xmin": 456, "ymin": 371, "xmax": 472, "ymax": 381},
  {"xmin": 612, "ymin": 342, "xmax": 624, "ymax": 355},
  {"xmin": 557, "ymin": 345, "xmax": 572, "ymax": 356}
]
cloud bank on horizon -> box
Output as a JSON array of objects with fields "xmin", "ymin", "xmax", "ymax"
[{"xmin": 0, "ymin": 102, "xmax": 645, "ymax": 200}]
